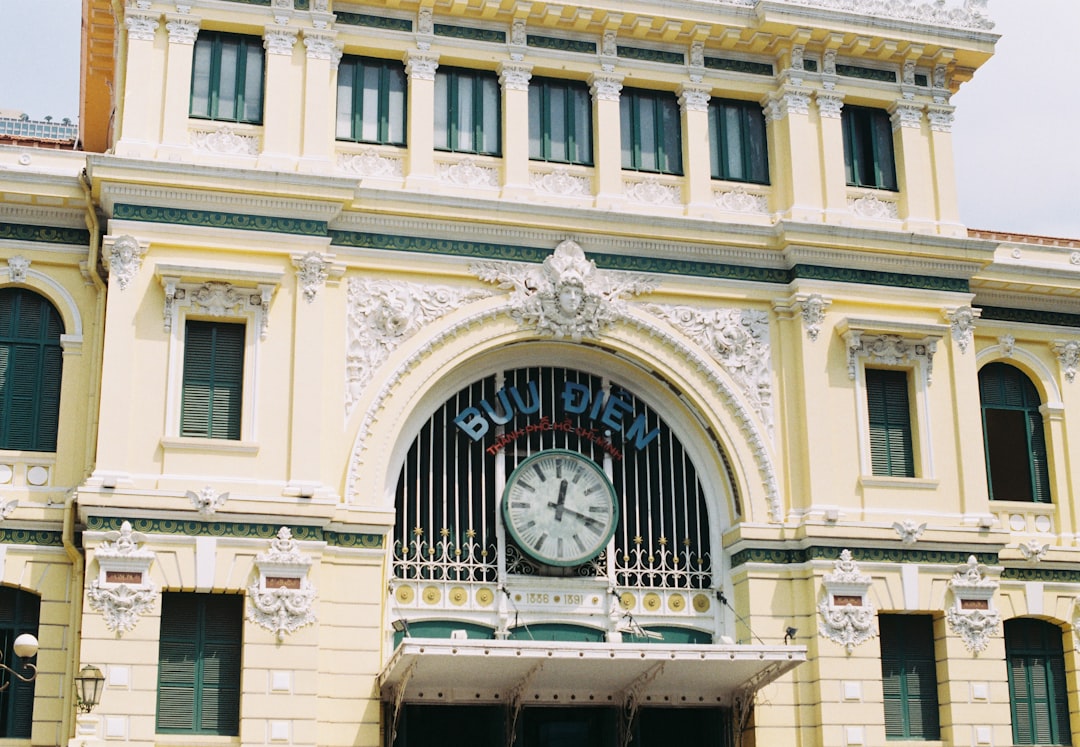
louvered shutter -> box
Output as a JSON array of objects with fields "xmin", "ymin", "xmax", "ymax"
[
  {"xmin": 866, "ymin": 369, "xmax": 914, "ymax": 477},
  {"xmin": 181, "ymin": 322, "xmax": 244, "ymax": 440},
  {"xmin": 0, "ymin": 587, "xmax": 40, "ymax": 738},
  {"xmin": 880, "ymin": 615, "xmax": 939, "ymax": 740},
  {"xmin": 0, "ymin": 290, "xmax": 64, "ymax": 451},
  {"xmin": 158, "ymin": 594, "xmax": 200, "ymax": 731},
  {"xmin": 1006, "ymin": 618, "xmax": 1071, "ymax": 745},
  {"xmin": 199, "ymin": 596, "xmax": 242, "ymax": 734}
]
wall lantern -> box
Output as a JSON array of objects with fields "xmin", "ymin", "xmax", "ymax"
[
  {"xmin": 0, "ymin": 633, "xmax": 38, "ymax": 689},
  {"xmin": 74, "ymin": 664, "xmax": 105, "ymax": 713}
]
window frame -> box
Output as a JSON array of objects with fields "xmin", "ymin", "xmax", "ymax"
[
  {"xmin": 708, "ymin": 98, "xmax": 769, "ymax": 185},
  {"xmin": 434, "ymin": 67, "xmax": 502, "ymax": 156},
  {"xmin": 528, "ymin": 77, "xmax": 593, "ymax": 166},
  {"xmin": 336, "ymin": 55, "xmax": 407, "ymax": 146},
  {"xmin": 979, "ymin": 362, "xmax": 1052, "ymax": 503},
  {"xmin": 879, "ymin": 614, "xmax": 940, "ymax": 740},
  {"xmin": 181, "ymin": 320, "xmax": 245, "ymax": 440},
  {"xmin": 156, "ymin": 592, "xmax": 244, "ymax": 736},
  {"xmin": 620, "ymin": 88, "xmax": 683, "ymax": 176},
  {"xmin": 1005, "ymin": 618, "xmax": 1072, "ymax": 746},
  {"xmin": 865, "ymin": 367, "xmax": 915, "ymax": 478},
  {"xmin": 0, "ymin": 288, "xmax": 64, "ymax": 453},
  {"xmin": 190, "ymin": 30, "xmax": 265, "ymax": 125},
  {"xmin": 842, "ymin": 105, "xmax": 897, "ymax": 191}
]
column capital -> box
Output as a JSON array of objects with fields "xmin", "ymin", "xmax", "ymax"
[
  {"xmin": 302, "ymin": 29, "xmax": 338, "ymax": 60},
  {"xmin": 499, "ymin": 62, "xmax": 532, "ymax": 91},
  {"xmin": 764, "ymin": 86, "xmax": 811, "ymax": 120},
  {"xmin": 263, "ymin": 26, "xmax": 299, "ymax": 55},
  {"xmin": 677, "ymin": 84, "xmax": 710, "ymax": 113},
  {"xmin": 927, "ymin": 104, "xmax": 956, "ymax": 133},
  {"xmin": 889, "ymin": 100, "xmax": 924, "ymax": 130},
  {"xmin": 589, "ymin": 72, "xmax": 624, "ymax": 102},
  {"xmin": 815, "ymin": 91, "xmax": 845, "ymax": 119},
  {"xmin": 165, "ymin": 14, "xmax": 199, "ymax": 44},
  {"xmin": 405, "ymin": 50, "xmax": 439, "ymax": 80},
  {"xmin": 125, "ymin": 11, "xmax": 160, "ymax": 42}
]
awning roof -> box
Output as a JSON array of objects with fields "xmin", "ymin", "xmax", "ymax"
[{"xmin": 378, "ymin": 638, "xmax": 805, "ymax": 706}]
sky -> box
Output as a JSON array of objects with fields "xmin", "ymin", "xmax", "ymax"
[{"xmin": 0, "ymin": 0, "xmax": 1077, "ymax": 238}]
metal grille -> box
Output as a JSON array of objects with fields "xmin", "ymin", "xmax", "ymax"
[{"xmin": 393, "ymin": 367, "xmax": 713, "ymax": 588}]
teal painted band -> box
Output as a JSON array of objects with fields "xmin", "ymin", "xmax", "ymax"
[
  {"xmin": 527, "ymin": 35, "xmax": 596, "ymax": 54},
  {"xmin": 836, "ymin": 64, "xmax": 898, "ymax": 83},
  {"xmin": 113, "ymin": 204, "xmax": 327, "ymax": 236},
  {"xmin": 434, "ymin": 24, "xmax": 506, "ymax": 43},
  {"xmin": 979, "ymin": 305, "xmax": 1080, "ymax": 329},
  {"xmin": 336, "ymin": 12, "xmax": 412, "ymax": 31},
  {"xmin": 0, "ymin": 529, "xmax": 63, "ymax": 547},
  {"xmin": 85, "ymin": 516, "xmax": 384, "ymax": 548},
  {"xmin": 729, "ymin": 546, "xmax": 998, "ymax": 568},
  {"xmin": 0, "ymin": 222, "xmax": 90, "ymax": 246},
  {"xmin": 617, "ymin": 46, "xmax": 685, "ymax": 65},
  {"xmin": 704, "ymin": 57, "xmax": 774, "ymax": 76}
]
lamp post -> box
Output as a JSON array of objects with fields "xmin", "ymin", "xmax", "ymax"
[
  {"xmin": 74, "ymin": 665, "xmax": 105, "ymax": 714},
  {"xmin": 0, "ymin": 633, "xmax": 38, "ymax": 688}
]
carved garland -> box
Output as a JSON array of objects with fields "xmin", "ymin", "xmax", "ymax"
[
  {"xmin": 817, "ymin": 550, "xmax": 876, "ymax": 653},
  {"xmin": 247, "ymin": 527, "xmax": 317, "ymax": 641},
  {"xmin": 86, "ymin": 521, "xmax": 158, "ymax": 636},
  {"xmin": 945, "ymin": 555, "xmax": 1000, "ymax": 654}
]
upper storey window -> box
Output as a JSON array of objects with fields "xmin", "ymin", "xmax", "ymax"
[
  {"xmin": 529, "ymin": 78, "xmax": 593, "ymax": 166},
  {"xmin": 620, "ymin": 88, "xmax": 682, "ymax": 175},
  {"xmin": 0, "ymin": 289, "xmax": 63, "ymax": 452},
  {"xmin": 865, "ymin": 368, "xmax": 914, "ymax": 478},
  {"xmin": 708, "ymin": 98, "xmax": 769, "ymax": 185},
  {"xmin": 842, "ymin": 105, "xmax": 897, "ymax": 191},
  {"xmin": 190, "ymin": 31, "xmax": 264, "ymax": 124},
  {"xmin": 435, "ymin": 68, "xmax": 501, "ymax": 156},
  {"xmin": 979, "ymin": 362, "xmax": 1051, "ymax": 503},
  {"xmin": 336, "ymin": 56, "xmax": 406, "ymax": 146},
  {"xmin": 181, "ymin": 321, "xmax": 244, "ymax": 440}
]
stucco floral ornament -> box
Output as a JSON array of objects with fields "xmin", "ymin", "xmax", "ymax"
[
  {"xmin": 247, "ymin": 527, "xmax": 316, "ymax": 642},
  {"xmin": 86, "ymin": 520, "xmax": 158, "ymax": 636},
  {"xmin": 104, "ymin": 234, "xmax": 147, "ymax": 291},
  {"xmin": 817, "ymin": 550, "xmax": 876, "ymax": 654},
  {"xmin": 945, "ymin": 555, "xmax": 1000, "ymax": 654},
  {"xmin": 472, "ymin": 239, "xmax": 657, "ymax": 342},
  {"xmin": 293, "ymin": 251, "xmax": 331, "ymax": 302},
  {"xmin": 186, "ymin": 486, "xmax": 229, "ymax": 516}
]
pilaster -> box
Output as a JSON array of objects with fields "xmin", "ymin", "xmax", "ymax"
[
  {"xmin": 589, "ymin": 72, "xmax": 624, "ymax": 209},
  {"xmin": 766, "ymin": 85, "xmax": 821, "ymax": 222},
  {"xmin": 890, "ymin": 101, "xmax": 936, "ymax": 233},
  {"xmin": 815, "ymin": 91, "xmax": 847, "ymax": 221},
  {"xmin": 158, "ymin": 13, "xmax": 200, "ymax": 159},
  {"xmin": 927, "ymin": 103, "xmax": 964, "ymax": 235},
  {"xmin": 298, "ymin": 29, "xmax": 339, "ymax": 174},
  {"xmin": 115, "ymin": 9, "xmax": 163, "ymax": 158},
  {"xmin": 257, "ymin": 24, "xmax": 301, "ymax": 171},
  {"xmin": 405, "ymin": 50, "xmax": 439, "ymax": 188},
  {"xmin": 678, "ymin": 84, "xmax": 712, "ymax": 215},
  {"xmin": 500, "ymin": 62, "xmax": 533, "ymax": 200}
]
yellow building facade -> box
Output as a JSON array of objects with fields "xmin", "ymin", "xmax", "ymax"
[{"xmin": 8, "ymin": 0, "xmax": 1080, "ymax": 746}]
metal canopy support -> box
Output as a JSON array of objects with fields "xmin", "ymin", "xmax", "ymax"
[
  {"xmin": 619, "ymin": 662, "xmax": 666, "ymax": 747},
  {"xmin": 388, "ymin": 659, "xmax": 418, "ymax": 747},
  {"xmin": 732, "ymin": 661, "xmax": 789, "ymax": 747},
  {"xmin": 506, "ymin": 661, "xmax": 545, "ymax": 747}
]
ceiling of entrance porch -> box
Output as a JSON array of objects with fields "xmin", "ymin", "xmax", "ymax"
[{"xmin": 378, "ymin": 639, "xmax": 805, "ymax": 705}]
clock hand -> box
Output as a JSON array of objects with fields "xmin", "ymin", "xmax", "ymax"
[
  {"xmin": 544, "ymin": 503, "xmax": 599, "ymax": 527},
  {"xmin": 551, "ymin": 480, "xmax": 568, "ymax": 521}
]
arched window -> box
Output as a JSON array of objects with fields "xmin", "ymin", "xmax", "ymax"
[
  {"xmin": 1005, "ymin": 618, "xmax": 1071, "ymax": 745},
  {"xmin": 979, "ymin": 363, "xmax": 1050, "ymax": 503},
  {"xmin": 0, "ymin": 289, "xmax": 64, "ymax": 452},
  {"xmin": 0, "ymin": 586, "xmax": 40, "ymax": 738}
]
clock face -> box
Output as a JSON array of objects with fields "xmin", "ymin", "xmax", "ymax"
[{"xmin": 502, "ymin": 450, "xmax": 619, "ymax": 567}]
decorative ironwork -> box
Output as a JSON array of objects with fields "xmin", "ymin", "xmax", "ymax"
[{"xmin": 393, "ymin": 531, "xmax": 498, "ymax": 583}]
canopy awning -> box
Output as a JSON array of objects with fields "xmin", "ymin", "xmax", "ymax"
[{"xmin": 377, "ymin": 638, "xmax": 805, "ymax": 706}]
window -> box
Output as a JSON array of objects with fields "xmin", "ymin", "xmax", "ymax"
[
  {"xmin": 529, "ymin": 78, "xmax": 593, "ymax": 166},
  {"xmin": 0, "ymin": 288, "xmax": 63, "ymax": 452},
  {"xmin": 157, "ymin": 593, "xmax": 243, "ymax": 735},
  {"xmin": 620, "ymin": 89, "xmax": 682, "ymax": 175},
  {"xmin": 435, "ymin": 68, "xmax": 500, "ymax": 156},
  {"xmin": 190, "ymin": 31, "xmax": 264, "ymax": 124},
  {"xmin": 708, "ymin": 98, "xmax": 769, "ymax": 184},
  {"xmin": 842, "ymin": 105, "xmax": 897, "ymax": 190},
  {"xmin": 181, "ymin": 321, "xmax": 244, "ymax": 440},
  {"xmin": 0, "ymin": 587, "xmax": 39, "ymax": 739},
  {"xmin": 880, "ymin": 615, "xmax": 940, "ymax": 740},
  {"xmin": 980, "ymin": 363, "xmax": 1051, "ymax": 503},
  {"xmin": 865, "ymin": 368, "xmax": 914, "ymax": 477},
  {"xmin": 1006, "ymin": 618, "xmax": 1071, "ymax": 745},
  {"xmin": 336, "ymin": 56, "xmax": 406, "ymax": 145}
]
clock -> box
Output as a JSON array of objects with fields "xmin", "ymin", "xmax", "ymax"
[{"xmin": 502, "ymin": 450, "xmax": 619, "ymax": 567}]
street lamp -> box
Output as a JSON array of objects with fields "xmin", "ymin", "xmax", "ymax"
[
  {"xmin": 74, "ymin": 665, "xmax": 105, "ymax": 714},
  {"xmin": 0, "ymin": 633, "xmax": 38, "ymax": 689}
]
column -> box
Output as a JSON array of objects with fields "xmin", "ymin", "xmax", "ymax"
[
  {"xmin": 258, "ymin": 25, "xmax": 301, "ymax": 171},
  {"xmin": 815, "ymin": 91, "xmax": 847, "ymax": 222},
  {"xmin": 158, "ymin": 14, "xmax": 200, "ymax": 159},
  {"xmin": 890, "ymin": 101, "xmax": 936, "ymax": 233},
  {"xmin": 298, "ymin": 29, "xmax": 338, "ymax": 173},
  {"xmin": 589, "ymin": 72, "xmax": 624, "ymax": 209},
  {"xmin": 766, "ymin": 85, "xmax": 822, "ymax": 222},
  {"xmin": 679, "ymin": 84, "xmax": 712, "ymax": 215},
  {"xmin": 404, "ymin": 50, "xmax": 439, "ymax": 188},
  {"xmin": 114, "ymin": 10, "xmax": 164, "ymax": 158},
  {"xmin": 927, "ymin": 103, "xmax": 963, "ymax": 236},
  {"xmin": 500, "ymin": 62, "xmax": 532, "ymax": 200}
]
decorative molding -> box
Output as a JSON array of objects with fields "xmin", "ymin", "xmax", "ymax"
[
  {"xmin": 589, "ymin": 73, "xmax": 623, "ymax": 102},
  {"xmin": 892, "ymin": 520, "xmax": 926, "ymax": 545},
  {"xmin": 86, "ymin": 521, "xmax": 158, "ymax": 636},
  {"xmin": 125, "ymin": 12, "xmax": 160, "ymax": 41},
  {"xmin": 190, "ymin": 126, "xmax": 260, "ymax": 156},
  {"xmin": 345, "ymin": 278, "xmax": 491, "ymax": 416},
  {"xmin": 944, "ymin": 306, "xmax": 980, "ymax": 354},
  {"xmin": 815, "ymin": 91, "xmax": 845, "ymax": 119},
  {"xmin": 927, "ymin": 104, "xmax": 955, "ymax": 132},
  {"xmin": 292, "ymin": 251, "xmax": 331, "ymax": 302},
  {"xmin": 646, "ymin": 304, "xmax": 772, "ymax": 433},
  {"xmin": 998, "ymin": 334, "xmax": 1015, "ymax": 357},
  {"xmin": 677, "ymin": 85, "xmax": 710, "ymax": 113},
  {"xmin": 778, "ymin": 0, "xmax": 994, "ymax": 30},
  {"xmin": 165, "ymin": 15, "xmax": 199, "ymax": 44},
  {"xmin": 186, "ymin": 486, "xmax": 229, "ymax": 516},
  {"xmin": 0, "ymin": 500, "xmax": 17, "ymax": 521},
  {"xmin": 404, "ymin": 50, "xmax": 439, "ymax": 80},
  {"xmin": 890, "ymin": 102, "xmax": 924, "ymax": 130},
  {"xmin": 732, "ymin": 545, "xmax": 996, "ymax": 567},
  {"xmin": 713, "ymin": 187, "xmax": 768, "ymax": 214},
  {"xmin": 103, "ymin": 234, "xmax": 148, "ymax": 291},
  {"xmin": 818, "ymin": 550, "xmax": 876, "ymax": 654},
  {"xmin": 302, "ymin": 30, "xmax": 337, "ymax": 60},
  {"xmin": 263, "ymin": 27, "xmax": 298, "ymax": 55},
  {"xmin": 159, "ymin": 276, "xmax": 278, "ymax": 339},
  {"xmin": 7, "ymin": 256, "xmax": 29, "ymax": 283},
  {"xmin": 843, "ymin": 330, "xmax": 938, "ymax": 382},
  {"xmin": 849, "ymin": 194, "xmax": 899, "ymax": 220},
  {"xmin": 800, "ymin": 293, "xmax": 829, "ymax": 341},
  {"xmin": 1018, "ymin": 539, "xmax": 1048, "ymax": 564},
  {"xmin": 439, "ymin": 158, "xmax": 499, "ymax": 188},
  {"xmin": 945, "ymin": 555, "xmax": 1000, "ymax": 654},
  {"xmin": 247, "ymin": 528, "xmax": 317, "ymax": 641},
  {"xmin": 338, "ymin": 149, "xmax": 404, "ymax": 178},
  {"xmin": 765, "ymin": 88, "xmax": 811, "ymax": 120},
  {"xmin": 472, "ymin": 239, "xmax": 658, "ymax": 344},
  {"xmin": 531, "ymin": 167, "xmax": 590, "ymax": 197},
  {"xmin": 86, "ymin": 515, "xmax": 384, "ymax": 547},
  {"xmin": 688, "ymin": 41, "xmax": 705, "ymax": 81},
  {"xmin": 499, "ymin": 62, "xmax": 532, "ymax": 91},
  {"xmin": 625, "ymin": 177, "xmax": 680, "ymax": 206},
  {"xmin": 1052, "ymin": 340, "xmax": 1080, "ymax": 383},
  {"xmin": 114, "ymin": 203, "xmax": 326, "ymax": 236}
]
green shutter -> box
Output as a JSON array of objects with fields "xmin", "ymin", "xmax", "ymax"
[
  {"xmin": 0, "ymin": 289, "xmax": 63, "ymax": 452},
  {"xmin": 182, "ymin": 321, "xmax": 244, "ymax": 440},
  {"xmin": 158, "ymin": 593, "xmax": 243, "ymax": 735},
  {"xmin": 842, "ymin": 106, "xmax": 897, "ymax": 190},
  {"xmin": 1006, "ymin": 618, "xmax": 1072, "ymax": 746},
  {"xmin": 0, "ymin": 587, "xmax": 40, "ymax": 739},
  {"xmin": 980, "ymin": 363, "xmax": 1053, "ymax": 504},
  {"xmin": 880, "ymin": 615, "xmax": 939, "ymax": 740},
  {"xmin": 866, "ymin": 369, "xmax": 914, "ymax": 477},
  {"xmin": 189, "ymin": 32, "xmax": 263, "ymax": 124}
]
